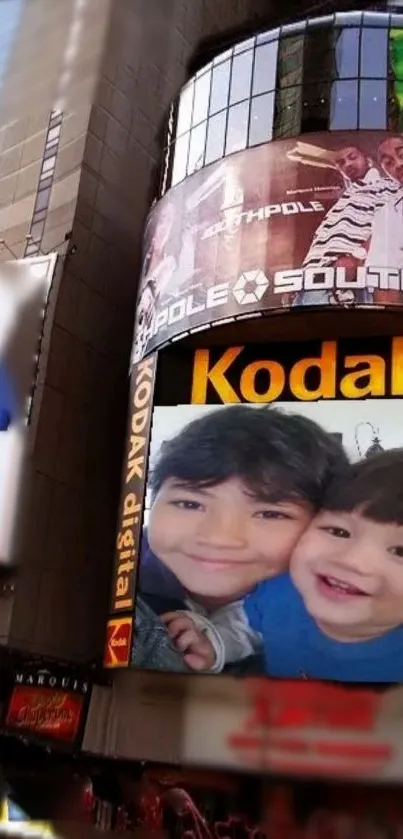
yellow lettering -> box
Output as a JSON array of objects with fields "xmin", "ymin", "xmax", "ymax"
[
  {"xmin": 289, "ymin": 341, "xmax": 336, "ymax": 400},
  {"xmin": 340, "ymin": 355, "xmax": 385, "ymax": 398},
  {"xmin": 116, "ymin": 576, "xmax": 129, "ymax": 598},
  {"xmin": 240, "ymin": 360, "xmax": 285, "ymax": 403},
  {"xmin": 191, "ymin": 347, "xmax": 243, "ymax": 403}
]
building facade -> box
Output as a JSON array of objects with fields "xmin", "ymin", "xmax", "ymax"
[
  {"xmin": 2, "ymin": 0, "xmax": 349, "ymax": 663},
  {"xmin": 81, "ymin": 2, "xmax": 403, "ymax": 766}
]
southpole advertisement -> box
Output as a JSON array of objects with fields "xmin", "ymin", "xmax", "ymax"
[
  {"xmin": 131, "ymin": 131, "xmax": 403, "ymax": 361},
  {"xmin": 104, "ymin": 354, "xmax": 157, "ymax": 668},
  {"xmin": 126, "ymin": 335, "xmax": 403, "ymax": 684}
]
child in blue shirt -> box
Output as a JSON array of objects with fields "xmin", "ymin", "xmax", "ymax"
[{"xmin": 170, "ymin": 449, "xmax": 403, "ymax": 682}]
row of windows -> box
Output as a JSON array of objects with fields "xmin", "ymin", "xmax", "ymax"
[
  {"xmin": 176, "ymin": 27, "xmax": 403, "ymax": 141},
  {"xmin": 24, "ymin": 111, "xmax": 62, "ymax": 258},
  {"xmin": 159, "ymin": 11, "xmax": 403, "ymax": 194},
  {"xmin": 165, "ymin": 76, "xmax": 402, "ymax": 189}
]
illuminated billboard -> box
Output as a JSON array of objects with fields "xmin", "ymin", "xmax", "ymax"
[
  {"xmin": 132, "ymin": 131, "xmax": 403, "ymax": 361},
  {"xmin": 105, "ymin": 336, "xmax": 403, "ymax": 684},
  {"xmin": 0, "ymin": 255, "xmax": 56, "ymax": 568}
]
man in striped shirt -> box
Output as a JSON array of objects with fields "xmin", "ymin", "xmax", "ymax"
[{"xmin": 293, "ymin": 144, "xmax": 401, "ymax": 308}]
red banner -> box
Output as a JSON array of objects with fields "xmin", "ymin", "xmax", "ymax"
[{"xmin": 5, "ymin": 686, "xmax": 84, "ymax": 742}]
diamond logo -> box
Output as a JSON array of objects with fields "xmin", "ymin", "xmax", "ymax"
[{"xmin": 232, "ymin": 269, "xmax": 270, "ymax": 305}]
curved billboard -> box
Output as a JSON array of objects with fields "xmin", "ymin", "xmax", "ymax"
[{"xmin": 132, "ymin": 131, "xmax": 403, "ymax": 361}]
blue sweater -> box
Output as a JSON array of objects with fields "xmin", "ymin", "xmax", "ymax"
[{"xmin": 245, "ymin": 574, "xmax": 403, "ymax": 683}]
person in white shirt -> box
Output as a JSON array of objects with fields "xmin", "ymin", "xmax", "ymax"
[
  {"xmin": 293, "ymin": 145, "xmax": 397, "ymax": 308},
  {"xmin": 365, "ymin": 136, "xmax": 403, "ymax": 304}
]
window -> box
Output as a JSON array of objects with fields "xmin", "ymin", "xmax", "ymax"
[
  {"xmin": 278, "ymin": 36, "xmax": 304, "ymax": 88},
  {"xmin": 187, "ymin": 122, "xmax": 207, "ymax": 174},
  {"xmin": 249, "ymin": 92, "xmax": 274, "ymax": 146},
  {"xmin": 230, "ymin": 50, "xmax": 253, "ymax": 105},
  {"xmin": 171, "ymin": 133, "xmax": 189, "ymax": 185},
  {"xmin": 334, "ymin": 27, "xmax": 359, "ymax": 78},
  {"xmin": 209, "ymin": 60, "xmax": 231, "ymax": 115},
  {"xmin": 177, "ymin": 83, "xmax": 194, "ymax": 136},
  {"xmin": 303, "ymin": 29, "xmax": 335, "ymax": 82},
  {"xmin": 330, "ymin": 79, "xmax": 358, "ymax": 129},
  {"xmin": 274, "ymin": 86, "xmax": 302, "ymax": 138},
  {"xmin": 226, "ymin": 101, "xmax": 249, "ymax": 154},
  {"xmin": 35, "ymin": 187, "xmax": 51, "ymax": 213},
  {"xmin": 205, "ymin": 111, "xmax": 226, "ymax": 163},
  {"xmin": 360, "ymin": 27, "xmax": 388, "ymax": 78},
  {"xmin": 192, "ymin": 71, "xmax": 211, "ymax": 126},
  {"xmin": 301, "ymin": 83, "xmax": 330, "ymax": 132},
  {"xmin": 359, "ymin": 79, "xmax": 387, "ymax": 128},
  {"xmin": 252, "ymin": 41, "xmax": 278, "ymax": 96}
]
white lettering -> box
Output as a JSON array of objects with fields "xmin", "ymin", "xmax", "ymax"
[
  {"xmin": 207, "ymin": 283, "xmax": 229, "ymax": 308},
  {"xmin": 273, "ymin": 270, "xmax": 303, "ymax": 293},
  {"xmin": 168, "ymin": 299, "xmax": 187, "ymax": 324}
]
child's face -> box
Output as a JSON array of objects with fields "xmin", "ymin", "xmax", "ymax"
[
  {"xmin": 291, "ymin": 509, "xmax": 403, "ymax": 639},
  {"xmin": 148, "ymin": 476, "xmax": 312, "ymax": 602}
]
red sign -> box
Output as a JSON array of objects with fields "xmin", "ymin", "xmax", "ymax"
[
  {"xmin": 104, "ymin": 616, "xmax": 133, "ymax": 668},
  {"xmin": 5, "ymin": 686, "xmax": 83, "ymax": 742}
]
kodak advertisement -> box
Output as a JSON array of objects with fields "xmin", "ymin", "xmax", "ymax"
[
  {"xmin": 107, "ymin": 336, "xmax": 403, "ymax": 685},
  {"xmin": 131, "ymin": 131, "xmax": 403, "ymax": 360}
]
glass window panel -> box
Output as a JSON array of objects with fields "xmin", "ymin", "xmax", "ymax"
[
  {"xmin": 390, "ymin": 30, "xmax": 403, "ymax": 81},
  {"xmin": 41, "ymin": 155, "xmax": 56, "ymax": 175},
  {"xmin": 209, "ymin": 60, "xmax": 231, "ymax": 115},
  {"xmin": 257, "ymin": 28, "xmax": 280, "ymax": 45},
  {"xmin": 47, "ymin": 124, "xmax": 61, "ymax": 143},
  {"xmin": 334, "ymin": 27, "xmax": 359, "ymax": 78},
  {"xmin": 249, "ymin": 92, "xmax": 274, "ymax": 146},
  {"xmin": 301, "ymin": 82, "xmax": 330, "ymax": 132},
  {"xmin": 278, "ymin": 36, "xmax": 305, "ymax": 88},
  {"xmin": 192, "ymin": 71, "xmax": 211, "ymax": 125},
  {"xmin": 38, "ymin": 175, "xmax": 53, "ymax": 190},
  {"xmin": 330, "ymin": 79, "xmax": 358, "ymax": 128},
  {"xmin": 273, "ymin": 86, "xmax": 302, "ymax": 138},
  {"xmin": 32, "ymin": 208, "xmax": 47, "ymax": 223},
  {"xmin": 177, "ymin": 83, "xmax": 194, "ymax": 136},
  {"xmin": 29, "ymin": 220, "xmax": 45, "ymax": 242},
  {"xmin": 188, "ymin": 121, "xmax": 207, "ymax": 174},
  {"xmin": 35, "ymin": 187, "xmax": 51, "ymax": 212},
  {"xmin": 252, "ymin": 40, "xmax": 278, "ymax": 95},
  {"xmin": 303, "ymin": 29, "xmax": 335, "ymax": 83},
  {"xmin": 205, "ymin": 111, "xmax": 226, "ymax": 163},
  {"xmin": 230, "ymin": 50, "xmax": 253, "ymax": 104},
  {"xmin": 361, "ymin": 27, "xmax": 388, "ymax": 78},
  {"xmin": 359, "ymin": 79, "xmax": 387, "ymax": 128},
  {"xmin": 225, "ymin": 101, "xmax": 249, "ymax": 154},
  {"xmin": 171, "ymin": 133, "xmax": 190, "ymax": 186}
]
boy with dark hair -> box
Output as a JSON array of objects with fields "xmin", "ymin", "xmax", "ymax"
[
  {"xmin": 172, "ymin": 449, "xmax": 403, "ymax": 682},
  {"xmin": 135, "ymin": 404, "xmax": 348, "ymax": 672}
]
